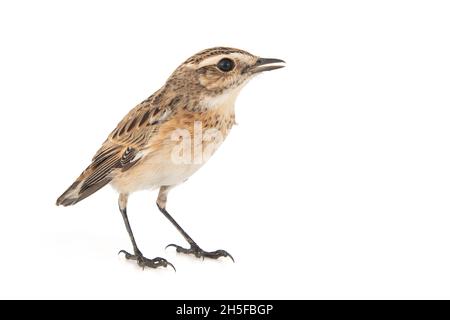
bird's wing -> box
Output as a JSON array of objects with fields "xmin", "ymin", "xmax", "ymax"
[{"xmin": 56, "ymin": 93, "xmax": 180, "ymax": 206}]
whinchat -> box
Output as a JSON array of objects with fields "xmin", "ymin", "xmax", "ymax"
[{"xmin": 57, "ymin": 47, "xmax": 285, "ymax": 270}]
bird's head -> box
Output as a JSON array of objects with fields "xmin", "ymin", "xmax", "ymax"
[{"xmin": 165, "ymin": 47, "xmax": 285, "ymax": 109}]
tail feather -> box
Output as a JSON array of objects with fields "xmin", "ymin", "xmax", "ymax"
[
  {"xmin": 56, "ymin": 168, "xmax": 112, "ymax": 207},
  {"xmin": 56, "ymin": 143, "xmax": 138, "ymax": 207}
]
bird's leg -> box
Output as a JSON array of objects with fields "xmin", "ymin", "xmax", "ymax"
[
  {"xmin": 118, "ymin": 193, "xmax": 175, "ymax": 270},
  {"xmin": 157, "ymin": 187, "xmax": 234, "ymax": 262}
]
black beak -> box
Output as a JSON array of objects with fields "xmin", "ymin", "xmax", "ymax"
[{"xmin": 249, "ymin": 58, "xmax": 286, "ymax": 73}]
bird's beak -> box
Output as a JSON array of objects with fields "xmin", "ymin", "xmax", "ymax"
[{"xmin": 249, "ymin": 58, "xmax": 286, "ymax": 74}]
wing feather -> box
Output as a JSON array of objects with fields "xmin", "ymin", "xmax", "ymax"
[{"xmin": 56, "ymin": 92, "xmax": 182, "ymax": 206}]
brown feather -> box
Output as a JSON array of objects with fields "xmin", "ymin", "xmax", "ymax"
[{"xmin": 56, "ymin": 90, "xmax": 180, "ymax": 206}]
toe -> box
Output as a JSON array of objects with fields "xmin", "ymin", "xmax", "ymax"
[
  {"xmin": 144, "ymin": 257, "xmax": 176, "ymax": 271},
  {"xmin": 166, "ymin": 243, "xmax": 190, "ymax": 254},
  {"xmin": 209, "ymin": 249, "xmax": 235, "ymax": 262},
  {"xmin": 165, "ymin": 244, "xmax": 234, "ymax": 262}
]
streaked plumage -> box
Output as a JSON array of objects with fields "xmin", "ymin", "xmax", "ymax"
[{"xmin": 56, "ymin": 47, "xmax": 285, "ymax": 270}]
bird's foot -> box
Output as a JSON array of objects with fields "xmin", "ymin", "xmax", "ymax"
[
  {"xmin": 166, "ymin": 243, "xmax": 234, "ymax": 262},
  {"xmin": 118, "ymin": 250, "xmax": 176, "ymax": 271}
]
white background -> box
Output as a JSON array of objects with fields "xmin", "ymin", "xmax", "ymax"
[{"xmin": 0, "ymin": 0, "xmax": 449, "ymax": 299}]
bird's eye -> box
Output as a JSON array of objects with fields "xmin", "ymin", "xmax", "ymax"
[{"xmin": 217, "ymin": 58, "xmax": 235, "ymax": 72}]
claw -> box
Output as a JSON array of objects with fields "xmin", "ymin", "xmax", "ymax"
[
  {"xmin": 167, "ymin": 261, "xmax": 177, "ymax": 272},
  {"xmin": 223, "ymin": 251, "xmax": 235, "ymax": 263},
  {"xmin": 118, "ymin": 250, "xmax": 132, "ymax": 259},
  {"xmin": 165, "ymin": 244, "xmax": 178, "ymax": 250}
]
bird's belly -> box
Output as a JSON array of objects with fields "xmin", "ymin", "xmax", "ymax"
[
  {"xmin": 142, "ymin": 160, "xmax": 204, "ymax": 188},
  {"xmin": 111, "ymin": 158, "xmax": 204, "ymax": 194},
  {"xmin": 110, "ymin": 139, "xmax": 222, "ymax": 193}
]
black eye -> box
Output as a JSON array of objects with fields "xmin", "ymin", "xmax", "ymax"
[{"xmin": 217, "ymin": 58, "xmax": 235, "ymax": 72}]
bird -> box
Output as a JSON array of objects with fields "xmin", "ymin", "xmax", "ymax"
[{"xmin": 56, "ymin": 47, "xmax": 285, "ymax": 270}]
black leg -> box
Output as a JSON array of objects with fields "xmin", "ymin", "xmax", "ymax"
[
  {"xmin": 157, "ymin": 203, "xmax": 234, "ymax": 262},
  {"xmin": 118, "ymin": 197, "xmax": 175, "ymax": 271},
  {"xmin": 119, "ymin": 205, "xmax": 141, "ymax": 255}
]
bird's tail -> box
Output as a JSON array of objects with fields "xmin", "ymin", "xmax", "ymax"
[{"xmin": 56, "ymin": 164, "xmax": 112, "ymax": 207}]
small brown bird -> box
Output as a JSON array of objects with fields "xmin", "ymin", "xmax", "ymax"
[{"xmin": 57, "ymin": 47, "xmax": 285, "ymax": 270}]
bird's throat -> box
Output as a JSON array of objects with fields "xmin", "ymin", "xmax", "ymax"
[{"xmin": 199, "ymin": 88, "xmax": 241, "ymax": 115}]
